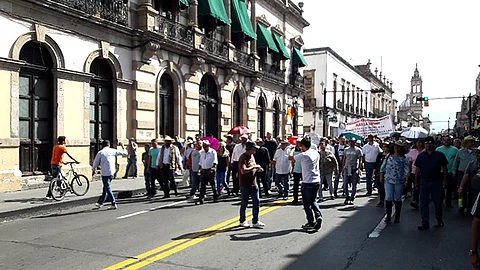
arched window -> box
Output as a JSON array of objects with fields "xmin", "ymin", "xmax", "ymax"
[
  {"xmin": 89, "ymin": 58, "xmax": 114, "ymax": 165},
  {"xmin": 257, "ymin": 97, "xmax": 265, "ymax": 138},
  {"xmin": 159, "ymin": 74, "xmax": 174, "ymax": 137},
  {"xmin": 232, "ymin": 90, "xmax": 241, "ymax": 127},
  {"xmin": 199, "ymin": 75, "xmax": 218, "ymax": 137},
  {"xmin": 273, "ymin": 100, "xmax": 280, "ymax": 137},
  {"xmin": 19, "ymin": 41, "xmax": 54, "ymax": 175}
]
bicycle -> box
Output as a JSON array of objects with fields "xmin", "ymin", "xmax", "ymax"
[{"xmin": 49, "ymin": 162, "xmax": 90, "ymax": 201}]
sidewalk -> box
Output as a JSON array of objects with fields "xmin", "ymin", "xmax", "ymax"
[{"xmin": 0, "ymin": 177, "xmax": 148, "ymax": 221}]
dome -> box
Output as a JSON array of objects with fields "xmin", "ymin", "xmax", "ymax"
[{"xmin": 399, "ymin": 99, "xmax": 410, "ymax": 108}]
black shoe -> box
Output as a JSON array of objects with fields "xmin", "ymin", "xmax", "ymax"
[
  {"xmin": 410, "ymin": 202, "xmax": 419, "ymax": 209},
  {"xmin": 174, "ymin": 191, "xmax": 179, "ymax": 196},
  {"xmin": 122, "ymin": 176, "xmax": 128, "ymax": 179},
  {"xmin": 330, "ymin": 196, "xmax": 335, "ymax": 200},
  {"xmin": 163, "ymin": 194, "xmax": 170, "ymax": 199},
  {"xmin": 366, "ymin": 192, "xmax": 372, "ymax": 196},
  {"xmin": 334, "ymin": 192, "xmax": 338, "ymax": 198},
  {"xmin": 384, "ymin": 216, "xmax": 391, "ymax": 223},
  {"xmin": 314, "ymin": 217, "xmax": 323, "ymax": 230},
  {"xmin": 344, "ymin": 199, "xmax": 349, "ymax": 205},
  {"xmin": 417, "ymin": 224, "xmax": 430, "ymax": 230},
  {"xmin": 376, "ymin": 201, "xmax": 384, "ymax": 208},
  {"xmin": 437, "ymin": 220, "xmax": 444, "ymax": 227}
]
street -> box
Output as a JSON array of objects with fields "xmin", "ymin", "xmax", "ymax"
[{"xmin": 0, "ymin": 185, "xmax": 473, "ymax": 270}]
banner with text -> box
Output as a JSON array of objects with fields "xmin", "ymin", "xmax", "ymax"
[{"xmin": 345, "ymin": 115, "xmax": 395, "ymax": 139}]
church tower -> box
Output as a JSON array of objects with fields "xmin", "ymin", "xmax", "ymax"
[{"xmin": 409, "ymin": 64, "xmax": 423, "ymax": 115}]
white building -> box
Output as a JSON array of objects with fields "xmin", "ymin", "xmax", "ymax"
[{"xmin": 303, "ymin": 47, "xmax": 371, "ymax": 137}]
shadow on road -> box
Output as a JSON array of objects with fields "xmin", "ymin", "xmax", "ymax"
[
  {"xmin": 229, "ymin": 228, "xmax": 304, "ymax": 241},
  {"xmin": 171, "ymin": 226, "xmax": 249, "ymax": 241}
]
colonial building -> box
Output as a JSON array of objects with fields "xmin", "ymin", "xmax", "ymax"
[
  {"xmin": 355, "ymin": 60, "xmax": 397, "ymax": 123},
  {"xmin": 0, "ymin": 0, "xmax": 309, "ymax": 192},
  {"xmin": 303, "ymin": 47, "xmax": 392, "ymax": 137},
  {"xmin": 397, "ymin": 65, "xmax": 431, "ymax": 130}
]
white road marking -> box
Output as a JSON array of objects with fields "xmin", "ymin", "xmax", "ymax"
[
  {"xmin": 116, "ymin": 200, "xmax": 187, "ymax": 220},
  {"xmin": 368, "ymin": 209, "xmax": 396, "ymax": 238}
]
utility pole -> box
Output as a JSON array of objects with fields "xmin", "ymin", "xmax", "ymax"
[{"xmin": 323, "ymin": 85, "xmax": 327, "ymax": 137}]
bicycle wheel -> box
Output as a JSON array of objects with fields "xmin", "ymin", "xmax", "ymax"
[
  {"xmin": 71, "ymin": 174, "xmax": 90, "ymax": 196},
  {"xmin": 49, "ymin": 178, "xmax": 66, "ymax": 201}
]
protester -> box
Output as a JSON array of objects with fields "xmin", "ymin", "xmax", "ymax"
[
  {"xmin": 92, "ymin": 140, "xmax": 127, "ymax": 209},
  {"xmin": 123, "ymin": 137, "xmax": 138, "ymax": 179},
  {"xmin": 436, "ymin": 136, "xmax": 459, "ymax": 208},
  {"xmin": 453, "ymin": 135, "xmax": 477, "ymax": 213},
  {"xmin": 273, "ymin": 139, "xmax": 293, "ymax": 199},
  {"xmin": 198, "ymin": 140, "xmax": 218, "ymax": 204},
  {"xmin": 406, "ymin": 139, "xmax": 425, "ymax": 209},
  {"xmin": 147, "ymin": 139, "xmax": 161, "ymax": 198},
  {"xmin": 264, "ymin": 132, "xmax": 279, "ymax": 190},
  {"xmin": 238, "ymin": 141, "xmax": 265, "ymax": 228},
  {"xmin": 292, "ymin": 141, "xmax": 303, "ymax": 204},
  {"xmin": 182, "ymin": 139, "xmax": 195, "ymax": 187},
  {"xmin": 318, "ymin": 142, "xmax": 338, "ymax": 201},
  {"xmin": 254, "ymin": 138, "xmax": 271, "ymax": 198},
  {"xmin": 375, "ymin": 142, "xmax": 390, "ymax": 207},
  {"xmin": 216, "ymin": 142, "xmax": 230, "ymax": 196},
  {"xmin": 363, "ymin": 134, "xmax": 382, "ymax": 196},
  {"xmin": 225, "ymin": 135, "xmax": 236, "ymax": 191},
  {"xmin": 47, "ymin": 136, "xmax": 79, "ymax": 199},
  {"xmin": 290, "ymin": 137, "xmax": 323, "ymax": 231},
  {"xmin": 415, "ymin": 136, "xmax": 448, "ymax": 230},
  {"xmin": 458, "ymin": 146, "xmax": 480, "ymax": 213},
  {"xmin": 380, "ymin": 141, "xmax": 409, "ymax": 223},
  {"xmin": 334, "ymin": 136, "xmax": 347, "ymax": 198},
  {"xmin": 157, "ymin": 136, "xmax": 182, "ymax": 197},
  {"xmin": 187, "ymin": 141, "xmax": 203, "ymax": 200},
  {"xmin": 141, "ymin": 144, "xmax": 151, "ymax": 195},
  {"xmin": 231, "ymin": 134, "xmax": 248, "ymax": 196},
  {"xmin": 469, "ymin": 190, "xmax": 480, "ymax": 269},
  {"xmin": 342, "ymin": 138, "xmax": 363, "ymax": 205}
]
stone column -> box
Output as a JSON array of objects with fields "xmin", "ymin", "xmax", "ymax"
[
  {"xmin": 250, "ymin": 0, "xmax": 257, "ymax": 54},
  {"xmin": 224, "ymin": 0, "xmax": 232, "ymax": 42},
  {"xmin": 189, "ymin": 0, "xmax": 198, "ymax": 26},
  {"xmin": 137, "ymin": 0, "xmax": 158, "ymax": 32}
]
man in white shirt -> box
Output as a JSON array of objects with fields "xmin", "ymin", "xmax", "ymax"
[
  {"xmin": 92, "ymin": 140, "xmax": 128, "ymax": 209},
  {"xmin": 156, "ymin": 136, "xmax": 182, "ymax": 198},
  {"xmin": 272, "ymin": 139, "xmax": 293, "ymax": 199},
  {"xmin": 362, "ymin": 134, "xmax": 382, "ymax": 196},
  {"xmin": 198, "ymin": 140, "xmax": 218, "ymax": 204},
  {"xmin": 230, "ymin": 134, "xmax": 248, "ymax": 196},
  {"xmin": 289, "ymin": 137, "xmax": 323, "ymax": 231}
]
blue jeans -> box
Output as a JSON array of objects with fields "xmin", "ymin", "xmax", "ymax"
[
  {"xmin": 276, "ymin": 173, "xmax": 290, "ymax": 197},
  {"xmin": 240, "ymin": 186, "xmax": 260, "ymax": 224},
  {"xmin": 318, "ymin": 173, "xmax": 333, "ymax": 199},
  {"xmin": 124, "ymin": 156, "xmax": 138, "ymax": 177},
  {"xmin": 420, "ymin": 180, "xmax": 443, "ymax": 226},
  {"xmin": 216, "ymin": 171, "xmax": 229, "ymax": 193},
  {"xmin": 189, "ymin": 171, "xmax": 200, "ymax": 196},
  {"xmin": 384, "ymin": 181, "xmax": 404, "ymax": 201},
  {"xmin": 302, "ymin": 183, "xmax": 322, "ymax": 225},
  {"xmin": 144, "ymin": 170, "xmax": 151, "ymax": 194},
  {"xmin": 98, "ymin": 175, "xmax": 116, "ymax": 205},
  {"xmin": 365, "ymin": 162, "xmax": 376, "ymax": 193},
  {"xmin": 343, "ymin": 168, "xmax": 358, "ymax": 200}
]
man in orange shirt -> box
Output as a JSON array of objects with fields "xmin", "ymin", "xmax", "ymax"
[{"xmin": 46, "ymin": 136, "xmax": 79, "ymax": 198}]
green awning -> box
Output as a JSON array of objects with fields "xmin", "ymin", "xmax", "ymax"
[
  {"xmin": 272, "ymin": 34, "xmax": 290, "ymax": 60},
  {"xmin": 180, "ymin": 0, "xmax": 190, "ymax": 9},
  {"xmin": 257, "ymin": 24, "xmax": 278, "ymax": 53},
  {"xmin": 199, "ymin": 0, "xmax": 230, "ymax": 26},
  {"xmin": 292, "ymin": 48, "xmax": 307, "ymax": 67},
  {"xmin": 231, "ymin": 0, "xmax": 256, "ymax": 41}
]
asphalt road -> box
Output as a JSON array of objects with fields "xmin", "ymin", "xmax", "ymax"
[{"xmin": 0, "ymin": 185, "xmax": 473, "ymax": 270}]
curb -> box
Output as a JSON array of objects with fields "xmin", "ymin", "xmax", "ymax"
[{"xmin": 0, "ymin": 187, "xmax": 146, "ymax": 222}]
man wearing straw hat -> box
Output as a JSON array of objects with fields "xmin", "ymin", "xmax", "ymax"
[{"xmin": 156, "ymin": 135, "xmax": 182, "ymax": 198}]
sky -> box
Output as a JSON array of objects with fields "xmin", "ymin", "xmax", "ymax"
[{"xmin": 300, "ymin": 0, "xmax": 480, "ymax": 133}]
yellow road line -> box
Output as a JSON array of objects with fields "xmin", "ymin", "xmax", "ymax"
[
  {"xmin": 125, "ymin": 202, "xmax": 288, "ymax": 270},
  {"xmin": 105, "ymin": 198, "xmax": 292, "ymax": 270}
]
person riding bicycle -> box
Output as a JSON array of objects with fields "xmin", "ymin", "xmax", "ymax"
[{"xmin": 46, "ymin": 136, "xmax": 79, "ymax": 199}]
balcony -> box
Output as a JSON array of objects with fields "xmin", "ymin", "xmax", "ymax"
[
  {"xmin": 233, "ymin": 50, "xmax": 255, "ymax": 70},
  {"xmin": 290, "ymin": 74, "xmax": 305, "ymax": 89},
  {"xmin": 156, "ymin": 16, "xmax": 194, "ymax": 47},
  {"xmin": 200, "ymin": 36, "xmax": 229, "ymax": 61},
  {"xmin": 56, "ymin": 0, "xmax": 129, "ymax": 25},
  {"xmin": 260, "ymin": 63, "xmax": 285, "ymax": 83}
]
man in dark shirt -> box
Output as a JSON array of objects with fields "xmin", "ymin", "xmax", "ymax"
[
  {"xmin": 238, "ymin": 141, "xmax": 265, "ymax": 228},
  {"xmin": 254, "ymin": 138, "xmax": 271, "ymax": 198},
  {"xmin": 415, "ymin": 136, "xmax": 448, "ymax": 230}
]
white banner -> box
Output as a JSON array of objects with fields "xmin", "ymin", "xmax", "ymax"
[{"xmin": 345, "ymin": 115, "xmax": 395, "ymax": 139}]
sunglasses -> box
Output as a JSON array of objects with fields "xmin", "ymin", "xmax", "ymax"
[{"xmin": 425, "ymin": 141, "xmax": 434, "ymax": 144}]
